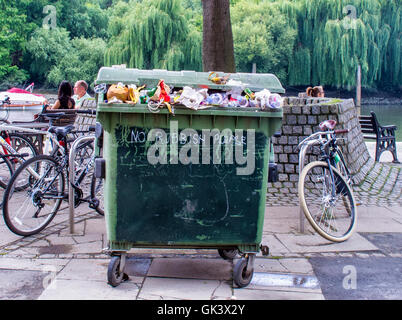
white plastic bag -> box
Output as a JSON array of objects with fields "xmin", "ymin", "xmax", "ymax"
[{"xmin": 177, "ymin": 86, "xmax": 208, "ymax": 110}]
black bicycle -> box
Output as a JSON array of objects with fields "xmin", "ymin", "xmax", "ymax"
[
  {"xmin": 2, "ymin": 110, "xmax": 103, "ymax": 236},
  {"xmin": 297, "ymin": 120, "xmax": 357, "ymax": 242}
]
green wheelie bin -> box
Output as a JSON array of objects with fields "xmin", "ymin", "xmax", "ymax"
[{"xmin": 94, "ymin": 67, "xmax": 284, "ymax": 288}]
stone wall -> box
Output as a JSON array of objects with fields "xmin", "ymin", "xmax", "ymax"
[{"xmin": 271, "ymin": 97, "xmax": 371, "ymax": 185}]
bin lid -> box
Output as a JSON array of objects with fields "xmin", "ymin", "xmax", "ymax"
[{"xmin": 95, "ymin": 67, "xmax": 285, "ymax": 94}]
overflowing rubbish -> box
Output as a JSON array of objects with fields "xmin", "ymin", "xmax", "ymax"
[{"xmin": 100, "ymin": 78, "xmax": 283, "ymax": 111}]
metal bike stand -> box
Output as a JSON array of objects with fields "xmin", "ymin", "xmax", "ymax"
[
  {"xmin": 298, "ymin": 140, "xmax": 319, "ymax": 233},
  {"xmin": 68, "ymin": 135, "xmax": 96, "ymax": 234}
]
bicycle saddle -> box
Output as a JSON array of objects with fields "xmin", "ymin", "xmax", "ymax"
[
  {"xmin": 319, "ymin": 120, "xmax": 337, "ymax": 131},
  {"xmin": 48, "ymin": 125, "xmax": 75, "ymax": 137}
]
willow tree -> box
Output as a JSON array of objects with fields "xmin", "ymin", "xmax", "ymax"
[
  {"xmin": 276, "ymin": 0, "xmax": 401, "ymax": 89},
  {"xmin": 380, "ymin": 0, "xmax": 401, "ymax": 87},
  {"xmin": 104, "ymin": 0, "xmax": 202, "ymax": 71}
]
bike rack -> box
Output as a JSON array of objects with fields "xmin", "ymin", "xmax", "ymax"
[
  {"xmin": 298, "ymin": 140, "xmax": 319, "ymax": 233},
  {"xmin": 68, "ymin": 135, "xmax": 96, "ymax": 234}
]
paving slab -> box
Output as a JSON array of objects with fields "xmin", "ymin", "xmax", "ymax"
[
  {"xmin": 0, "ymin": 269, "xmax": 49, "ymax": 300},
  {"xmin": 356, "ymin": 217, "xmax": 402, "ymax": 232},
  {"xmin": 386, "ymin": 207, "xmax": 402, "ymax": 215},
  {"xmin": 0, "ymin": 257, "xmax": 68, "ymax": 272},
  {"xmin": 38, "ymin": 279, "xmax": 139, "ymax": 300},
  {"xmin": 264, "ymin": 206, "xmax": 300, "ymax": 219},
  {"xmin": 56, "ymin": 259, "xmax": 109, "ymax": 282},
  {"xmin": 139, "ymin": 277, "xmax": 232, "ymax": 300},
  {"xmin": 275, "ymin": 232, "xmax": 378, "ymax": 254},
  {"xmin": 253, "ymin": 258, "xmax": 288, "ymax": 273},
  {"xmin": 277, "ymin": 258, "xmax": 315, "ymax": 274},
  {"xmin": 260, "ymin": 234, "xmax": 290, "ymax": 255},
  {"xmin": 358, "ymin": 206, "xmax": 402, "ymax": 219},
  {"xmin": 147, "ymin": 258, "xmax": 232, "ymax": 281},
  {"xmin": 0, "ymin": 229, "xmax": 21, "ymax": 247}
]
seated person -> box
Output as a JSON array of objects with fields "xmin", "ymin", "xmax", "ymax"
[
  {"xmin": 306, "ymin": 86, "xmax": 325, "ymax": 98},
  {"xmin": 73, "ymin": 80, "xmax": 92, "ymax": 108},
  {"xmin": 51, "ymin": 81, "xmax": 76, "ymax": 109}
]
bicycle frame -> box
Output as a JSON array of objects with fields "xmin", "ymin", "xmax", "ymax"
[
  {"xmin": 0, "ymin": 124, "xmax": 65, "ymax": 180},
  {"xmin": 298, "ymin": 129, "xmax": 351, "ymax": 199}
]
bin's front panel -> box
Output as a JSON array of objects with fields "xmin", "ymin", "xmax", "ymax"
[{"xmin": 109, "ymin": 117, "xmax": 272, "ymax": 247}]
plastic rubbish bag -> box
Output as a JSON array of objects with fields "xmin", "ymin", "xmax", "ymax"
[
  {"xmin": 107, "ymin": 82, "xmax": 129, "ymax": 102},
  {"xmin": 205, "ymin": 93, "xmax": 225, "ymax": 106},
  {"xmin": 254, "ymin": 89, "xmax": 271, "ymax": 109},
  {"xmin": 177, "ymin": 86, "xmax": 209, "ymax": 110},
  {"xmin": 268, "ymin": 93, "xmax": 283, "ymax": 109}
]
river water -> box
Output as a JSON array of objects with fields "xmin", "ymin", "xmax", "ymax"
[
  {"xmin": 361, "ymin": 105, "xmax": 402, "ymax": 141},
  {"xmin": 5, "ymin": 104, "xmax": 402, "ymax": 141}
]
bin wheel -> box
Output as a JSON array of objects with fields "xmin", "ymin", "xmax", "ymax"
[
  {"xmin": 107, "ymin": 256, "xmax": 129, "ymax": 287},
  {"xmin": 233, "ymin": 258, "xmax": 254, "ymax": 288},
  {"xmin": 218, "ymin": 248, "xmax": 238, "ymax": 260}
]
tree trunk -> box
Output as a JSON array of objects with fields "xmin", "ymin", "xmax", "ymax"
[{"xmin": 202, "ymin": 0, "xmax": 236, "ymax": 73}]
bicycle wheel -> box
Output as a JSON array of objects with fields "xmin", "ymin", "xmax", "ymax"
[
  {"xmin": 90, "ymin": 175, "xmax": 104, "ymax": 216},
  {"xmin": 72, "ymin": 138, "xmax": 95, "ymax": 205},
  {"xmin": 298, "ymin": 161, "xmax": 357, "ymax": 242},
  {"xmin": 3, "ymin": 155, "xmax": 65, "ymax": 236},
  {"xmin": 0, "ymin": 153, "xmax": 13, "ymax": 189}
]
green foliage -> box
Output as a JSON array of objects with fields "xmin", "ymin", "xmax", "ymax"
[
  {"xmin": 1, "ymin": 0, "xmax": 400, "ymax": 90},
  {"xmin": 26, "ymin": 28, "xmax": 106, "ymax": 87},
  {"xmin": 26, "ymin": 28, "xmax": 72, "ymax": 83},
  {"xmin": 231, "ymin": 1, "xmax": 297, "ymax": 83},
  {"xmin": 104, "ymin": 0, "xmax": 202, "ymax": 71},
  {"xmin": 47, "ymin": 37, "xmax": 107, "ymax": 87},
  {"xmin": 277, "ymin": 0, "xmax": 402, "ymax": 88},
  {"xmin": 0, "ymin": 0, "xmax": 30, "ymax": 86}
]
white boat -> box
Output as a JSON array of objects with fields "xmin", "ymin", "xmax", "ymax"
[{"xmin": 0, "ymin": 83, "xmax": 47, "ymax": 109}]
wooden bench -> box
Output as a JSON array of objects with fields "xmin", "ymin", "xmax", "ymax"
[
  {"xmin": 359, "ymin": 111, "xmax": 399, "ymax": 163},
  {"xmin": 36, "ymin": 108, "xmax": 77, "ymax": 126}
]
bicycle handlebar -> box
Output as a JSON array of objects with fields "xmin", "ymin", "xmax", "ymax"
[
  {"xmin": 334, "ymin": 129, "xmax": 349, "ymax": 134},
  {"xmin": 297, "ymin": 128, "xmax": 348, "ymax": 151}
]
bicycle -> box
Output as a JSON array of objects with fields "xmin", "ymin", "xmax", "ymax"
[
  {"xmin": 2, "ymin": 109, "xmax": 104, "ymax": 236},
  {"xmin": 0, "ymin": 98, "xmax": 39, "ymax": 194},
  {"xmin": 297, "ymin": 119, "xmax": 357, "ymax": 242}
]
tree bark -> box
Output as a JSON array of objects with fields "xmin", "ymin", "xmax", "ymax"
[{"xmin": 202, "ymin": 0, "xmax": 236, "ymax": 73}]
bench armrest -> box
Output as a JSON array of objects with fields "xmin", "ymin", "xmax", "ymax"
[{"xmin": 380, "ymin": 124, "xmax": 397, "ymax": 130}]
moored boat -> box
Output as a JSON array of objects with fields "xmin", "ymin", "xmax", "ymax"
[{"xmin": 0, "ymin": 83, "xmax": 46, "ymax": 108}]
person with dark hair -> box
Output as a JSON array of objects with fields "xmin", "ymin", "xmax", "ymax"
[
  {"xmin": 306, "ymin": 85, "xmax": 325, "ymax": 98},
  {"xmin": 73, "ymin": 80, "xmax": 91, "ymax": 108},
  {"xmin": 51, "ymin": 81, "xmax": 76, "ymax": 109}
]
